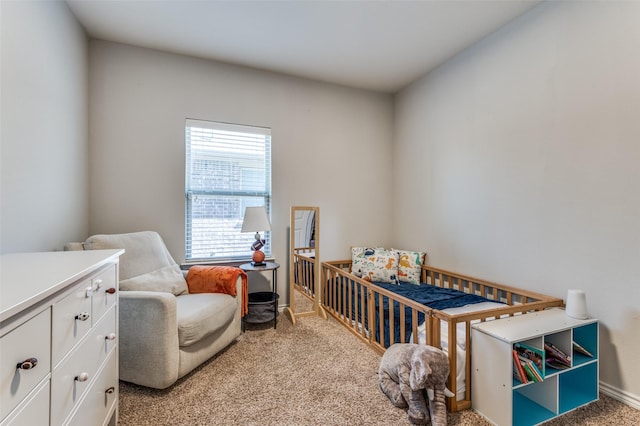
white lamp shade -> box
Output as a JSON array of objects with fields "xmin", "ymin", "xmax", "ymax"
[{"xmin": 241, "ymin": 206, "xmax": 271, "ymax": 233}]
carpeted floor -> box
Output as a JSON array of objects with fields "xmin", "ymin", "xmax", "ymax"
[{"xmin": 119, "ymin": 294, "xmax": 639, "ymax": 425}]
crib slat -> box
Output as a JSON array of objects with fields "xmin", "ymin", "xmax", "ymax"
[
  {"xmin": 347, "ymin": 279, "xmax": 353, "ymax": 324},
  {"xmin": 367, "ymin": 288, "xmax": 374, "ymax": 345},
  {"xmin": 388, "ymin": 298, "xmax": 395, "ymax": 345},
  {"xmin": 411, "ymin": 310, "xmax": 419, "ymax": 343},
  {"xmin": 447, "ymin": 319, "xmax": 457, "ymax": 407},
  {"xmin": 360, "ymin": 283, "xmax": 364, "ymax": 337},
  {"xmin": 378, "ymin": 293, "xmax": 384, "ymax": 347},
  {"xmin": 465, "ymin": 321, "xmax": 472, "ymax": 401},
  {"xmin": 399, "ymin": 303, "xmax": 406, "ymax": 344}
]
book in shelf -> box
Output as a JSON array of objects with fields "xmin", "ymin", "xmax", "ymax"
[
  {"xmin": 514, "ymin": 342, "xmax": 545, "ymax": 378},
  {"xmin": 573, "ymin": 341, "xmax": 594, "ymax": 357},
  {"xmin": 512, "ymin": 349, "xmax": 528, "ymax": 384},
  {"xmin": 520, "ymin": 361, "xmax": 535, "ymax": 383},
  {"xmin": 544, "ymin": 342, "xmax": 571, "ymax": 369},
  {"xmin": 546, "ymin": 358, "xmax": 570, "ymax": 370},
  {"xmin": 518, "ymin": 354, "xmax": 543, "ymax": 382}
]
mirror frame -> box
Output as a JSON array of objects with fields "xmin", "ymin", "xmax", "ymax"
[{"xmin": 284, "ymin": 206, "xmax": 326, "ymax": 324}]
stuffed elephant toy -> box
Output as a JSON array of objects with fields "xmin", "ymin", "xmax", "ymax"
[{"xmin": 379, "ymin": 343, "xmax": 454, "ymax": 425}]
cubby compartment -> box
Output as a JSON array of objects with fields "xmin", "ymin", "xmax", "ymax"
[
  {"xmin": 544, "ymin": 329, "xmax": 572, "ymax": 375},
  {"xmin": 559, "ymin": 362, "xmax": 598, "ymax": 413},
  {"xmin": 512, "ymin": 376, "xmax": 557, "ymax": 426},
  {"xmin": 572, "ymin": 323, "xmax": 598, "ymax": 367},
  {"xmin": 513, "ymin": 337, "xmax": 545, "ymax": 384}
]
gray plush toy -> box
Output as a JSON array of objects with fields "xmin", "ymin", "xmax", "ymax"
[{"xmin": 379, "ymin": 343, "xmax": 454, "ymax": 425}]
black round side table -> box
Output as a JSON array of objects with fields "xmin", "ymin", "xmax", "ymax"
[{"xmin": 240, "ymin": 262, "xmax": 280, "ymax": 329}]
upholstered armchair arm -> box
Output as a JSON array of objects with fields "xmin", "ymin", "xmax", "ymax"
[{"xmin": 118, "ymin": 290, "xmax": 180, "ymax": 389}]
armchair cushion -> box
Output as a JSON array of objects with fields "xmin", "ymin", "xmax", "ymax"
[
  {"xmin": 84, "ymin": 231, "xmax": 188, "ymax": 296},
  {"xmin": 186, "ymin": 265, "xmax": 249, "ymax": 316},
  {"xmin": 176, "ymin": 293, "xmax": 238, "ymax": 346}
]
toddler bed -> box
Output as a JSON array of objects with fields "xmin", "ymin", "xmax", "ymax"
[{"xmin": 320, "ymin": 251, "xmax": 563, "ymax": 412}]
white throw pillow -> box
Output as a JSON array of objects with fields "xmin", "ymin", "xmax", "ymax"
[
  {"xmin": 119, "ymin": 264, "xmax": 188, "ymax": 296},
  {"xmin": 85, "ymin": 231, "xmax": 188, "ymax": 296}
]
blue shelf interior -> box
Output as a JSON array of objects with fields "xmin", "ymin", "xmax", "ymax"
[
  {"xmin": 512, "ymin": 392, "xmax": 555, "ymax": 426},
  {"xmin": 559, "ymin": 362, "xmax": 598, "ymax": 413},
  {"xmin": 573, "ymin": 322, "xmax": 598, "ymax": 366}
]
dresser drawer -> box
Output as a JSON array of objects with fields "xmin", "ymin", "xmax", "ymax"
[
  {"xmin": 0, "ymin": 308, "xmax": 51, "ymax": 421},
  {"xmin": 92, "ymin": 265, "xmax": 118, "ymax": 326},
  {"xmin": 84, "ymin": 306, "xmax": 117, "ymax": 368},
  {"xmin": 67, "ymin": 352, "xmax": 118, "ymax": 426},
  {"xmin": 51, "ymin": 307, "xmax": 117, "ymax": 425},
  {"xmin": 52, "ymin": 279, "xmax": 93, "ymax": 366},
  {"xmin": 0, "ymin": 380, "xmax": 49, "ymax": 426}
]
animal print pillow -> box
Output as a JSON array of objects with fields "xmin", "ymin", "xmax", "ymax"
[
  {"xmin": 352, "ymin": 247, "xmax": 399, "ymax": 284},
  {"xmin": 392, "ymin": 249, "xmax": 426, "ymax": 285},
  {"xmin": 351, "ymin": 247, "xmax": 378, "ymax": 277}
]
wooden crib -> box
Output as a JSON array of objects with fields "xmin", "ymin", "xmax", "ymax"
[{"xmin": 319, "ymin": 260, "xmax": 563, "ymax": 412}]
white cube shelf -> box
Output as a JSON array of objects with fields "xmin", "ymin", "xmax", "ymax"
[{"xmin": 471, "ymin": 308, "xmax": 598, "ymax": 426}]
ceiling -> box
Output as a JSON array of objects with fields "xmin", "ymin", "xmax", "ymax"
[{"xmin": 66, "ymin": 0, "xmax": 541, "ymax": 93}]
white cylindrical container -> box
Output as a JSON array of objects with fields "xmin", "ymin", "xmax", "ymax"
[{"xmin": 565, "ymin": 289, "xmax": 588, "ymax": 319}]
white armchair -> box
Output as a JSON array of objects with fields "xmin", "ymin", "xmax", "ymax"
[{"xmin": 67, "ymin": 231, "xmax": 242, "ymax": 389}]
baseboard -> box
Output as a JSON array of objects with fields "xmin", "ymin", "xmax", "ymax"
[{"xmin": 600, "ymin": 381, "xmax": 640, "ymax": 410}]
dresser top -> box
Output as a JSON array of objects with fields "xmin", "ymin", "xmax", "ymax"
[{"xmin": 0, "ymin": 249, "xmax": 123, "ymax": 323}]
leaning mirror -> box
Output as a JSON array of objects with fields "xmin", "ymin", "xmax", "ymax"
[{"xmin": 284, "ymin": 206, "xmax": 326, "ymax": 325}]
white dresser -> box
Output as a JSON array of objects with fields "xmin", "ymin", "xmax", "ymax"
[{"xmin": 1, "ymin": 249, "xmax": 123, "ymax": 426}]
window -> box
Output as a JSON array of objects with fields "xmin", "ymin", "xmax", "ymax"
[{"xmin": 185, "ymin": 119, "xmax": 271, "ymax": 262}]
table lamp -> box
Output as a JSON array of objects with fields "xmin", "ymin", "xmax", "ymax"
[{"xmin": 241, "ymin": 206, "xmax": 271, "ymax": 266}]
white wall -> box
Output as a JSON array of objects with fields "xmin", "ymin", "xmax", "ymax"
[
  {"xmin": 1, "ymin": 0, "xmax": 88, "ymax": 253},
  {"xmin": 394, "ymin": 1, "xmax": 640, "ymax": 404},
  {"xmin": 88, "ymin": 40, "xmax": 394, "ymax": 298}
]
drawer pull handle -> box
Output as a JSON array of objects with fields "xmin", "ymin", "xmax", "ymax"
[
  {"xmin": 16, "ymin": 357, "xmax": 38, "ymax": 370},
  {"xmin": 75, "ymin": 372, "xmax": 90, "ymax": 382},
  {"xmin": 75, "ymin": 312, "xmax": 90, "ymax": 321},
  {"xmin": 95, "ymin": 279, "xmax": 103, "ymax": 288},
  {"xmin": 105, "ymin": 287, "xmax": 116, "ymax": 294},
  {"xmin": 105, "ymin": 333, "xmax": 117, "ymax": 341},
  {"xmin": 105, "ymin": 387, "xmax": 115, "ymax": 395}
]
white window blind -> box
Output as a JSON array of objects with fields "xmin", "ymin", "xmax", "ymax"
[{"xmin": 185, "ymin": 119, "xmax": 271, "ymax": 261}]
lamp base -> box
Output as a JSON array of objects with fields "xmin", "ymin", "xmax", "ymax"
[{"xmin": 251, "ymin": 249, "xmax": 266, "ymax": 266}]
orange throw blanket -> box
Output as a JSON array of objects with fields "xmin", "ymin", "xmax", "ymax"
[{"xmin": 186, "ymin": 266, "xmax": 249, "ymax": 317}]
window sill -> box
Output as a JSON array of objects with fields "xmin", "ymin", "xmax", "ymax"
[{"xmin": 180, "ymin": 257, "xmax": 275, "ymax": 270}]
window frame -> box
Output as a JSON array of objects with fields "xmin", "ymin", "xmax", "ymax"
[{"xmin": 184, "ymin": 118, "xmax": 272, "ymax": 263}]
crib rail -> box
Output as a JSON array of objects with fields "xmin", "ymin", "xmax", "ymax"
[
  {"xmin": 320, "ymin": 259, "xmax": 563, "ymax": 413},
  {"xmin": 421, "ymin": 265, "xmax": 561, "ymax": 311},
  {"xmin": 321, "ymin": 260, "xmax": 431, "ymax": 353}
]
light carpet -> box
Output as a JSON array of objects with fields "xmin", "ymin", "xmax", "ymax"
[{"xmin": 119, "ymin": 295, "xmax": 639, "ymax": 425}]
